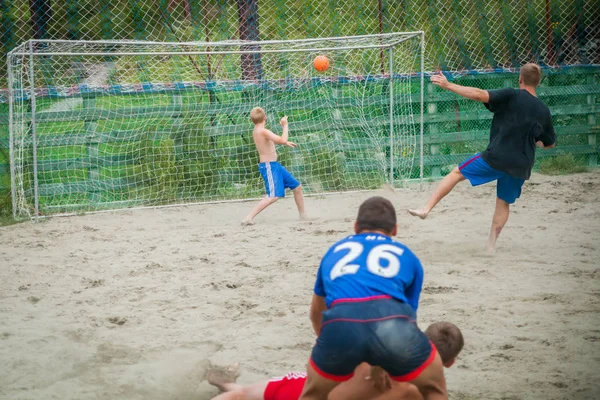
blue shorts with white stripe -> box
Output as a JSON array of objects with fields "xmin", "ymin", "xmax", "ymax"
[{"xmin": 259, "ymin": 161, "xmax": 300, "ymax": 198}]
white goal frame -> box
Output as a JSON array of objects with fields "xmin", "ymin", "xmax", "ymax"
[{"xmin": 8, "ymin": 32, "xmax": 425, "ymax": 220}]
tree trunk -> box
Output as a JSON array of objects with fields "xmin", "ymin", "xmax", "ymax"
[
  {"xmin": 378, "ymin": 0, "xmax": 385, "ymax": 74},
  {"xmin": 183, "ymin": 0, "xmax": 191, "ymax": 20},
  {"xmin": 237, "ymin": 0, "xmax": 263, "ymax": 81},
  {"xmin": 545, "ymin": 0, "xmax": 556, "ymax": 65},
  {"xmin": 28, "ymin": 0, "xmax": 51, "ymax": 39},
  {"xmin": 1, "ymin": 0, "xmax": 17, "ymax": 51},
  {"xmin": 169, "ymin": 0, "xmax": 190, "ymax": 19}
]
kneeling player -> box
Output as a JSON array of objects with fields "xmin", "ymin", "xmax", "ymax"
[
  {"xmin": 301, "ymin": 196, "xmax": 446, "ymax": 400},
  {"xmin": 208, "ymin": 321, "xmax": 464, "ymax": 400}
]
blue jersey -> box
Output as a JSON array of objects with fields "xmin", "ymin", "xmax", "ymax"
[{"xmin": 313, "ymin": 232, "xmax": 424, "ymax": 313}]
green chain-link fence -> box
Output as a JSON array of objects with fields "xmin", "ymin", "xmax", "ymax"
[{"xmin": 1, "ymin": 0, "xmax": 599, "ymax": 217}]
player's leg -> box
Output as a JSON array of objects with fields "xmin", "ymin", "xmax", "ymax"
[
  {"xmin": 292, "ymin": 185, "xmax": 307, "ymax": 219},
  {"xmin": 408, "ymin": 167, "xmax": 465, "ymax": 219},
  {"xmin": 242, "ymin": 162, "xmax": 281, "ymax": 225},
  {"xmin": 298, "ymin": 362, "xmax": 344, "ymax": 400},
  {"xmin": 298, "ymin": 347, "xmax": 358, "ymax": 400},
  {"xmin": 299, "ymin": 311, "xmax": 364, "ymax": 400},
  {"xmin": 210, "ymin": 389, "xmax": 245, "ymax": 400},
  {"xmin": 208, "ymin": 363, "xmax": 267, "ymax": 400},
  {"xmin": 487, "ymin": 175, "xmax": 524, "ymax": 252},
  {"xmin": 327, "ymin": 363, "xmax": 383, "ymax": 400},
  {"xmin": 210, "ymin": 382, "xmax": 268, "ymax": 400},
  {"xmin": 242, "ymin": 197, "xmax": 279, "ymax": 225},
  {"xmin": 328, "ymin": 363, "xmax": 422, "ymax": 400},
  {"xmin": 403, "ymin": 353, "xmax": 447, "ymax": 400},
  {"xmin": 487, "ymin": 197, "xmax": 510, "ymax": 253},
  {"xmin": 409, "ymin": 153, "xmax": 502, "ymax": 220},
  {"xmin": 208, "ymin": 363, "xmax": 242, "ymax": 392},
  {"xmin": 241, "ymin": 382, "xmax": 270, "ymax": 400},
  {"xmin": 298, "ymin": 362, "xmax": 342, "ymax": 400},
  {"xmin": 280, "ymin": 165, "xmax": 307, "ymax": 220},
  {"xmin": 370, "ymin": 383, "xmax": 424, "ymax": 400},
  {"xmin": 366, "ymin": 301, "xmax": 447, "ymax": 400}
]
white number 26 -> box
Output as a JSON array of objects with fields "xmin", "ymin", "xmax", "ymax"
[{"xmin": 329, "ymin": 242, "xmax": 404, "ymax": 280}]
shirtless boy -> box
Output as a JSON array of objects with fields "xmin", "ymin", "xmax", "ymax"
[
  {"xmin": 208, "ymin": 321, "xmax": 464, "ymax": 400},
  {"xmin": 242, "ymin": 107, "xmax": 307, "ymax": 225}
]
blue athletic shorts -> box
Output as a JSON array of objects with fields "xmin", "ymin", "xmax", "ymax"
[
  {"xmin": 459, "ymin": 153, "xmax": 525, "ymax": 204},
  {"xmin": 259, "ymin": 161, "xmax": 300, "ymax": 198},
  {"xmin": 309, "ymin": 296, "xmax": 436, "ymax": 382}
]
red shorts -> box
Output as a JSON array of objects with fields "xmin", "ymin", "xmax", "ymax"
[{"xmin": 263, "ymin": 372, "xmax": 307, "ymax": 400}]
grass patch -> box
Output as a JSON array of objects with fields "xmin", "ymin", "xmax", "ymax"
[
  {"xmin": 0, "ymin": 215, "xmax": 19, "ymax": 227},
  {"xmin": 537, "ymin": 154, "xmax": 589, "ymax": 175}
]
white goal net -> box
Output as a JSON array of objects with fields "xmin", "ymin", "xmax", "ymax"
[{"xmin": 9, "ymin": 32, "xmax": 424, "ymax": 219}]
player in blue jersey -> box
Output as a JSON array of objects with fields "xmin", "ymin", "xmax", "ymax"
[{"xmin": 299, "ymin": 197, "xmax": 447, "ymax": 400}]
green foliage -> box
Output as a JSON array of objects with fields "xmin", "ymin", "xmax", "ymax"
[
  {"xmin": 180, "ymin": 152, "xmax": 220, "ymax": 199},
  {"xmin": 307, "ymin": 147, "xmax": 345, "ymax": 191},
  {"xmin": 132, "ymin": 132, "xmax": 182, "ymax": 204},
  {"xmin": 217, "ymin": 140, "xmax": 262, "ymax": 197},
  {"xmin": 537, "ymin": 154, "xmax": 588, "ymax": 175},
  {"xmin": 0, "ymin": 145, "xmax": 12, "ymax": 220}
]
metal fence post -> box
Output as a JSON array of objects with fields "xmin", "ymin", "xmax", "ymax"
[
  {"xmin": 420, "ymin": 31, "xmax": 425, "ymax": 190},
  {"xmin": 28, "ymin": 41, "xmax": 40, "ymax": 221},
  {"xmin": 83, "ymin": 90, "xmax": 100, "ymax": 207},
  {"xmin": 428, "ymin": 83, "xmax": 440, "ymax": 178},
  {"xmin": 8, "ymin": 51, "xmax": 17, "ymax": 219},
  {"xmin": 388, "ymin": 46, "xmax": 394, "ymax": 186},
  {"xmin": 587, "ymin": 74, "xmax": 597, "ymax": 167}
]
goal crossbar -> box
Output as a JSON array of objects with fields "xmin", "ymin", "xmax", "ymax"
[
  {"xmin": 9, "ymin": 32, "xmax": 423, "ymax": 57},
  {"xmin": 12, "ymin": 31, "xmax": 424, "ymax": 50}
]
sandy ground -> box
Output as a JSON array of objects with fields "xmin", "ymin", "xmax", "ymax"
[{"xmin": 1, "ymin": 171, "xmax": 599, "ymax": 400}]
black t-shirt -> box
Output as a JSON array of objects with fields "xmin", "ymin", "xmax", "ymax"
[{"xmin": 481, "ymin": 88, "xmax": 556, "ymax": 180}]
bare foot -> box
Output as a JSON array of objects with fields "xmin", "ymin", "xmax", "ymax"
[
  {"xmin": 486, "ymin": 245, "xmax": 496, "ymax": 255},
  {"xmin": 300, "ymin": 213, "xmax": 317, "ymax": 221},
  {"xmin": 207, "ymin": 362, "xmax": 241, "ymax": 392},
  {"xmin": 407, "ymin": 209, "xmax": 428, "ymax": 220},
  {"xmin": 241, "ymin": 219, "xmax": 255, "ymax": 226}
]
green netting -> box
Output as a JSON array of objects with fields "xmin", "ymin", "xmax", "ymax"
[
  {"xmin": 8, "ymin": 35, "xmax": 428, "ymax": 217},
  {"xmin": 0, "ymin": 0, "xmax": 599, "ymax": 218}
]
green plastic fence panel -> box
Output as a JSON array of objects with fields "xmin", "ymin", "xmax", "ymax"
[{"xmin": 1, "ymin": 68, "xmax": 598, "ymax": 211}]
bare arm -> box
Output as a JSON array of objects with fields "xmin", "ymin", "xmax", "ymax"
[
  {"xmin": 260, "ymin": 116, "xmax": 297, "ymax": 147},
  {"xmin": 309, "ymin": 294, "xmax": 327, "ymax": 336},
  {"xmin": 536, "ymin": 141, "xmax": 555, "ymax": 149},
  {"xmin": 262, "ymin": 129, "xmax": 288, "ymax": 145},
  {"xmin": 431, "ymin": 72, "xmax": 490, "ymax": 103},
  {"xmin": 280, "ymin": 115, "xmax": 289, "ymax": 143}
]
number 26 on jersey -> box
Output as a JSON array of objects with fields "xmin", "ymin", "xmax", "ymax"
[{"xmin": 330, "ymin": 242, "xmax": 404, "ymax": 280}]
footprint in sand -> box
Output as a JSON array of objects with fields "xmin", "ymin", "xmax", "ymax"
[
  {"xmin": 107, "ymin": 316, "xmax": 128, "ymax": 326},
  {"xmin": 423, "ymin": 285, "xmax": 457, "ymax": 294}
]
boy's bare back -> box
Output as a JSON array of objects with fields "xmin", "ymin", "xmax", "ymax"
[
  {"xmin": 252, "ymin": 115, "xmax": 296, "ymax": 163},
  {"xmin": 253, "ymin": 126, "xmax": 278, "ymax": 163}
]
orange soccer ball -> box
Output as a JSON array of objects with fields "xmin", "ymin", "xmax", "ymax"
[{"xmin": 313, "ymin": 55, "xmax": 330, "ymax": 72}]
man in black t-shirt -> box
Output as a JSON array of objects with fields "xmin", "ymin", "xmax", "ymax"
[{"xmin": 409, "ymin": 63, "xmax": 556, "ymax": 253}]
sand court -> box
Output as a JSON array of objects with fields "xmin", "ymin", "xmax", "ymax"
[{"xmin": 1, "ymin": 171, "xmax": 599, "ymax": 400}]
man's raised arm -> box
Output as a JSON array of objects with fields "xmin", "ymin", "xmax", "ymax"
[{"xmin": 431, "ymin": 72, "xmax": 490, "ymax": 103}]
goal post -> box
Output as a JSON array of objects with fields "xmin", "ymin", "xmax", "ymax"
[{"xmin": 8, "ymin": 32, "xmax": 425, "ymax": 219}]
